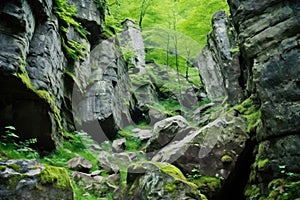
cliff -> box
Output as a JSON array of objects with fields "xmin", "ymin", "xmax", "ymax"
[{"xmin": 0, "ymin": 0, "xmax": 300, "ymax": 199}]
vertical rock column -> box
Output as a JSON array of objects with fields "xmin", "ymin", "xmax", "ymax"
[
  {"xmin": 197, "ymin": 11, "xmax": 243, "ymax": 105},
  {"xmin": 0, "ymin": 0, "xmax": 65, "ymax": 150},
  {"xmin": 228, "ymin": 0, "xmax": 300, "ymax": 198}
]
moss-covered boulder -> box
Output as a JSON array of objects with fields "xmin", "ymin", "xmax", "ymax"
[
  {"xmin": 120, "ymin": 161, "xmax": 206, "ymax": 200},
  {"xmin": 0, "ymin": 159, "xmax": 73, "ymax": 200}
]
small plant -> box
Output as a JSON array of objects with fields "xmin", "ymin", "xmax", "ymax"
[
  {"xmin": 187, "ymin": 166, "xmax": 202, "ymax": 180},
  {"xmin": 0, "ymin": 126, "xmax": 39, "ymax": 159}
]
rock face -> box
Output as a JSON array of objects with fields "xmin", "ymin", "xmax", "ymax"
[
  {"xmin": 197, "ymin": 10, "xmax": 243, "ymax": 105},
  {"xmin": 0, "ymin": 159, "xmax": 73, "ymax": 200},
  {"xmin": 122, "ymin": 161, "xmax": 205, "ymax": 200},
  {"xmin": 225, "ymin": 0, "xmax": 300, "ymax": 199},
  {"xmin": 120, "ymin": 19, "xmax": 146, "ymax": 73},
  {"xmin": 73, "ymin": 38, "xmax": 134, "ymax": 141},
  {"xmin": 0, "ymin": 0, "xmax": 135, "ymax": 148},
  {"xmin": 0, "ymin": 0, "xmax": 65, "ymax": 150}
]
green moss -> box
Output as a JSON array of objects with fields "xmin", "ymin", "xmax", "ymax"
[
  {"xmin": 232, "ymin": 97, "xmax": 261, "ymax": 133},
  {"xmin": 221, "ymin": 155, "xmax": 233, "ymax": 164},
  {"xmin": 156, "ymin": 162, "xmax": 187, "ymax": 181},
  {"xmin": 7, "ymin": 174, "xmax": 26, "ymax": 188},
  {"xmin": 0, "ymin": 165, "xmax": 6, "ymax": 171},
  {"xmin": 39, "ymin": 165, "xmax": 72, "ymax": 190},
  {"xmin": 62, "ymin": 39, "xmax": 87, "ymax": 61},
  {"xmin": 164, "ymin": 181, "xmax": 178, "ymax": 193},
  {"xmin": 17, "ymin": 62, "xmax": 63, "ymax": 131},
  {"xmin": 53, "ymin": 0, "xmax": 88, "ymax": 61},
  {"xmin": 189, "ymin": 176, "xmax": 221, "ymax": 193},
  {"xmin": 257, "ymin": 159, "xmax": 269, "ymax": 172},
  {"xmin": 8, "ymin": 163, "xmax": 20, "ymax": 172}
]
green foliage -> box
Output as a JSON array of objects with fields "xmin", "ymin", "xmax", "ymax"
[
  {"xmin": 62, "ymin": 39, "xmax": 87, "ymax": 61},
  {"xmin": 53, "ymin": 0, "xmax": 88, "ymax": 61},
  {"xmin": 145, "ymin": 48, "xmax": 201, "ymax": 86},
  {"xmin": 41, "ymin": 132, "xmax": 98, "ymax": 171},
  {"xmin": 107, "ymin": 0, "xmax": 228, "ymax": 47},
  {"xmin": 53, "ymin": 0, "xmax": 88, "ymax": 38},
  {"xmin": 149, "ymin": 99, "xmax": 181, "ymax": 117},
  {"xmin": 257, "ymin": 159, "xmax": 269, "ymax": 172},
  {"xmin": 117, "ymin": 125, "xmax": 145, "ymax": 151},
  {"xmin": 0, "ymin": 126, "xmax": 39, "ymax": 159}
]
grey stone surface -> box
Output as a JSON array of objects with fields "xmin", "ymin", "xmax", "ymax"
[
  {"xmin": 197, "ymin": 11, "xmax": 243, "ymax": 105},
  {"xmin": 152, "ymin": 112, "xmax": 248, "ymax": 180},
  {"xmin": 145, "ymin": 115, "xmax": 195, "ymax": 153},
  {"xmin": 227, "ymin": 0, "xmax": 300, "ymax": 199},
  {"xmin": 0, "ymin": 160, "xmax": 73, "ymax": 200},
  {"xmin": 67, "ymin": 156, "xmax": 93, "ymax": 172},
  {"xmin": 122, "ymin": 161, "xmax": 203, "ymax": 200},
  {"xmin": 73, "ymin": 39, "xmax": 134, "ymax": 140},
  {"xmin": 120, "ymin": 19, "xmax": 146, "ymax": 73}
]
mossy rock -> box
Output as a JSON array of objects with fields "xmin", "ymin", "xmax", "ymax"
[
  {"xmin": 39, "ymin": 165, "xmax": 73, "ymax": 190},
  {"xmin": 189, "ymin": 176, "xmax": 221, "ymax": 198},
  {"xmin": 0, "ymin": 160, "xmax": 74, "ymax": 199},
  {"xmin": 125, "ymin": 161, "xmax": 205, "ymax": 200},
  {"xmin": 221, "ymin": 155, "xmax": 233, "ymax": 164}
]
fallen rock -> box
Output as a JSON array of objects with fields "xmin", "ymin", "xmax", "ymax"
[
  {"xmin": 145, "ymin": 115, "xmax": 195, "ymax": 153},
  {"xmin": 97, "ymin": 151, "xmax": 119, "ymax": 174},
  {"xmin": 67, "ymin": 156, "xmax": 93, "ymax": 173},
  {"xmin": 112, "ymin": 138, "xmax": 126, "ymax": 153},
  {"xmin": 134, "ymin": 129, "xmax": 153, "ymax": 141},
  {"xmin": 152, "ymin": 112, "xmax": 249, "ymax": 181},
  {"xmin": 121, "ymin": 161, "xmax": 205, "ymax": 200},
  {"xmin": 0, "ymin": 160, "xmax": 73, "ymax": 200}
]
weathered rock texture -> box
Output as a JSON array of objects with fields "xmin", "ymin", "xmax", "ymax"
[
  {"xmin": 145, "ymin": 115, "xmax": 195, "ymax": 153},
  {"xmin": 226, "ymin": 0, "xmax": 300, "ymax": 199},
  {"xmin": 197, "ymin": 10, "xmax": 243, "ymax": 105},
  {"xmin": 152, "ymin": 113, "xmax": 248, "ymax": 182},
  {"xmin": 120, "ymin": 19, "xmax": 146, "ymax": 73},
  {"xmin": 72, "ymin": 38, "xmax": 134, "ymax": 141},
  {"xmin": 0, "ymin": 0, "xmax": 65, "ymax": 150},
  {"xmin": 0, "ymin": 0, "xmax": 135, "ymax": 148},
  {"xmin": 122, "ymin": 161, "xmax": 205, "ymax": 200},
  {"xmin": 0, "ymin": 159, "xmax": 73, "ymax": 200}
]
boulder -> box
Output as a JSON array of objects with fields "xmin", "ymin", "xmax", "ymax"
[
  {"xmin": 97, "ymin": 151, "xmax": 119, "ymax": 174},
  {"xmin": 134, "ymin": 129, "xmax": 153, "ymax": 141},
  {"xmin": 0, "ymin": 160, "xmax": 73, "ymax": 200},
  {"xmin": 121, "ymin": 161, "xmax": 205, "ymax": 200},
  {"xmin": 145, "ymin": 115, "xmax": 195, "ymax": 153},
  {"xmin": 152, "ymin": 112, "xmax": 249, "ymax": 181},
  {"xmin": 112, "ymin": 138, "xmax": 126, "ymax": 153},
  {"xmin": 67, "ymin": 156, "xmax": 93, "ymax": 173}
]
